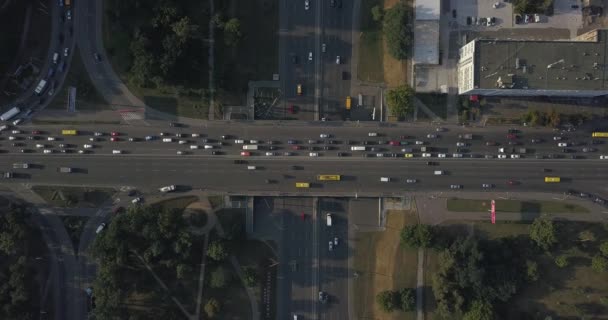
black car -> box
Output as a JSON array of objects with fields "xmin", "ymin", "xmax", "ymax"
[
  {"xmin": 233, "ymin": 160, "xmax": 246, "ymax": 164},
  {"xmin": 291, "ymin": 55, "xmax": 298, "ymax": 64},
  {"xmin": 337, "ymin": 152, "xmax": 348, "ymax": 157},
  {"xmin": 287, "ymin": 139, "xmax": 297, "ymax": 144},
  {"xmin": 212, "ymin": 151, "xmax": 221, "ymax": 155},
  {"xmin": 222, "ymin": 135, "xmax": 230, "ymax": 139},
  {"xmin": 591, "ymin": 140, "xmax": 603, "ymax": 145},
  {"xmin": 323, "ymin": 146, "xmax": 332, "ymax": 150},
  {"xmin": 12, "ymin": 143, "xmax": 24, "ymax": 147},
  {"xmin": 269, "ymin": 146, "xmax": 278, "ymax": 150},
  {"xmin": 169, "ymin": 122, "xmax": 182, "ymax": 127},
  {"xmin": 426, "ymin": 161, "xmax": 438, "ymax": 166}
]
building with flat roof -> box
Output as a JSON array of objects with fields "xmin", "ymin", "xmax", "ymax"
[
  {"xmin": 458, "ymin": 29, "xmax": 608, "ymax": 97},
  {"xmin": 413, "ymin": 0, "xmax": 440, "ymax": 65}
]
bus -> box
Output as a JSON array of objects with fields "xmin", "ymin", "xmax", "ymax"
[
  {"xmin": 544, "ymin": 177, "xmax": 561, "ymax": 183},
  {"xmin": 61, "ymin": 129, "xmax": 78, "ymax": 135},
  {"xmin": 592, "ymin": 132, "xmax": 608, "ymax": 138},
  {"xmin": 295, "ymin": 182, "xmax": 310, "ymax": 188},
  {"xmin": 317, "ymin": 175, "xmax": 341, "ymax": 181}
]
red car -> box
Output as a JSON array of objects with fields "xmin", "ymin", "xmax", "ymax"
[
  {"xmin": 389, "ymin": 141, "xmax": 399, "ymax": 146},
  {"xmin": 111, "ymin": 132, "xmax": 119, "ymax": 136},
  {"xmin": 507, "ymin": 180, "xmax": 518, "ymax": 186},
  {"xmin": 485, "ymin": 141, "xmax": 497, "ymax": 146},
  {"xmin": 110, "ymin": 137, "xmax": 119, "ymax": 142},
  {"xmin": 507, "ymin": 133, "xmax": 517, "ymax": 139},
  {"xmin": 31, "ymin": 130, "xmax": 41, "ymax": 135},
  {"xmin": 291, "ymin": 145, "xmax": 301, "ymax": 150},
  {"xmin": 288, "ymin": 105, "xmax": 296, "ymax": 114},
  {"xmin": 301, "ymin": 212, "xmax": 306, "ymax": 221},
  {"xmin": 241, "ymin": 151, "xmax": 251, "ymax": 156}
]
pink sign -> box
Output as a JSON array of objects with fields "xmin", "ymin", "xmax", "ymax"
[{"xmin": 491, "ymin": 200, "xmax": 496, "ymax": 224}]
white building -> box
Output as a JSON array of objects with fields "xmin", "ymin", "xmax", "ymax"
[{"xmin": 413, "ymin": 0, "xmax": 440, "ymax": 65}]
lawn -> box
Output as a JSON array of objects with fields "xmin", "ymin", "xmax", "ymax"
[
  {"xmin": 424, "ymin": 221, "xmax": 608, "ymax": 319},
  {"xmin": 150, "ymin": 196, "xmax": 199, "ymax": 212},
  {"xmin": 32, "ymin": 186, "xmax": 115, "ymax": 208},
  {"xmin": 357, "ymin": 0, "xmax": 384, "ymax": 83},
  {"xmin": 354, "ymin": 210, "xmax": 418, "ymax": 320},
  {"xmin": 446, "ymin": 199, "xmax": 589, "ymax": 214},
  {"xmin": 48, "ymin": 46, "xmax": 106, "ymax": 110},
  {"xmin": 415, "ymin": 93, "xmax": 447, "ymax": 119}
]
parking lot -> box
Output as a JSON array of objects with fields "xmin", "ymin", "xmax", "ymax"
[{"xmin": 454, "ymin": 0, "xmax": 583, "ymax": 38}]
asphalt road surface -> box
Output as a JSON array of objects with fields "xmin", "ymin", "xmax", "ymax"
[{"xmin": 318, "ymin": 198, "xmax": 349, "ymax": 320}]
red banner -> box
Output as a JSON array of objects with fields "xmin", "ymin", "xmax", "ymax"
[{"xmin": 491, "ymin": 200, "xmax": 496, "ymax": 224}]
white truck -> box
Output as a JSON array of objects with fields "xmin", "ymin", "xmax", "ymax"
[
  {"xmin": 0, "ymin": 107, "xmax": 20, "ymax": 121},
  {"xmin": 243, "ymin": 145, "xmax": 259, "ymax": 150},
  {"xmin": 326, "ymin": 213, "xmax": 332, "ymax": 226},
  {"xmin": 34, "ymin": 79, "xmax": 48, "ymax": 95},
  {"xmin": 351, "ymin": 146, "xmax": 366, "ymax": 151}
]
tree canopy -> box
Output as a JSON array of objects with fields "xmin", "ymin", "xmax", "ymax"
[
  {"xmin": 529, "ymin": 216, "xmax": 557, "ymax": 251},
  {"xmin": 382, "ymin": 3, "xmax": 412, "ymax": 60},
  {"xmin": 400, "ymin": 224, "xmax": 434, "ymax": 248},
  {"xmin": 386, "ymin": 85, "xmax": 414, "ymax": 120}
]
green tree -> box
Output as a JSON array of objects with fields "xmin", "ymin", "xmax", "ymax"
[
  {"xmin": 463, "ymin": 300, "xmax": 494, "ymax": 320},
  {"xmin": 204, "ymin": 298, "xmax": 221, "ymax": 318},
  {"xmin": 210, "ymin": 266, "xmax": 230, "ymax": 288},
  {"xmin": 591, "ymin": 255, "xmax": 608, "ymax": 272},
  {"xmin": 529, "ymin": 216, "xmax": 557, "ymax": 251},
  {"xmin": 399, "ymin": 288, "xmax": 415, "ymax": 311},
  {"xmin": 400, "ymin": 224, "xmax": 433, "ymax": 248},
  {"xmin": 371, "ymin": 5, "xmax": 384, "ymax": 22},
  {"xmin": 207, "ymin": 240, "xmax": 228, "ymax": 261},
  {"xmin": 382, "ymin": 3, "xmax": 412, "ymax": 60},
  {"xmin": 224, "ymin": 18, "xmax": 242, "ymax": 47},
  {"xmin": 386, "ymin": 85, "xmax": 414, "ymax": 119},
  {"xmin": 242, "ymin": 266, "xmax": 258, "ymax": 287},
  {"xmin": 376, "ymin": 290, "xmax": 398, "ymax": 312},
  {"xmin": 600, "ymin": 241, "xmax": 608, "ymax": 257},
  {"xmin": 578, "ymin": 230, "xmax": 596, "ymax": 242},
  {"xmin": 555, "ymin": 255, "xmax": 569, "ymax": 268},
  {"xmin": 176, "ymin": 264, "xmax": 192, "ymax": 279},
  {"xmin": 526, "ymin": 260, "xmax": 539, "ymax": 282},
  {"xmin": 171, "ymin": 16, "xmax": 199, "ymax": 43}
]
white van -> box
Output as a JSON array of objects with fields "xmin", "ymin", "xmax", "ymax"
[
  {"xmin": 247, "ymin": 166, "xmax": 256, "ymax": 170},
  {"xmin": 326, "ymin": 213, "xmax": 332, "ymax": 226},
  {"xmin": 434, "ymin": 170, "xmax": 444, "ymax": 175},
  {"xmin": 380, "ymin": 177, "xmax": 390, "ymax": 182},
  {"xmin": 243, "ymin": 145, "xmax": 258, "ymax": 150},
  {"xmin": 351, "ymin": 146, "xmax": 366, "ymax": 151}
]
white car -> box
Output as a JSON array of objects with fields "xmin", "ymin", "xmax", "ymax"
[
  {"xmin": 265, "ymin": 152, "xmax": 275, "ymax": 156},
  {"xmin": 438, "ymin": 153, "xmax": 446, "ymax": 158},
  {"xmin": 498, "ymin": 154, "xmax": 507, "ymax": 159},
  {"xmin": 178, "ymin": 140, "xmax": 187, "ymax": 144},
  {"xmin": 234, "ymin": 139, "xmax": 244, "ymax": 144},
  {"xmin": 453, "ymin": 153, "xmax": 463, "ymax": 158},
  {"xmin": 482, "ymin": 183, "xmax": 493, "ymax": 188},
  {"xmin": 368, "ymin": 132, "xmax": 378, "ymax": 137},
  {"xmin": 132, "ymin": 197, "xmax": 142, "ymax": 204},
  {"xmin": 415, "ymin": 140, "xmax": 424, "ymax": 145},
  {"xmin": 406, "ymin": 179, "xmax": 417, "ymax": 183},
  {"xmin": 249, "ymin": 140, "xmax": 259, "ymax": 144},
  {"xmin": 11, "ymin": 130, "xmax": 21, "ymax": 134},
  {"xmin": 376, "ymin": 153, "xmax": 384, "ymax": 157},
  {"xmin": 64, "ymin": 48, "xmax": 69, "ymax": 57},
  {"xmin": 510, "ymin": 154, "xmax": 520, "ymax": 159},
  {"xmin": 162, "ymin": 138, "xmax": 173, "ymax": 142},
  {"xmin": 48, "ymin": 136, "xmax": 56, "ymax": 141},
  {"xmin": 380, "ymin": 177, "xmax": 390, "ymax": 182},
  {"xmin": 308, "ymin": 52, "xmax": 313, "ymax": 61},
  {"xmin": 309, "ymin": 152, "xmax": 318, "ymax": 157},
  {"xmin": 159, "ymin": 185, "xmax": 176, "ymax": 192},
  {"xmin": 36, "ymin": 144, "xmax": 44, "ymax": 148},
  {"xmin": 78, "ymin": 150, "xmax": 87, "ymax": 154},
  {"xmin": 450, "ymin": 184, "xmax": 462, "ymax": 189},
  {"xmin": 456, "ymin": 142, "xmax": 465, "ymax": 147},
  {"xmin": 305, "ymin": 0, "xmax": 310, "ymax": 10},
  {"xmin": 112, "ymin": 150, "xmax": 122, "ymax": 154},
  {"xmin": 422, "ymin": 153, "xmax": 432, "ymax": 158},
  {"xmin": 83, "ymin": 144, "xmax": 93, "ymax": 149},
  {"xmin": 328, "ymin": 241, "xmax": 333, "ymax": 251},
  {"xmin": 557, "ymin": 142, "xmax": 567, "ymax": 147},
  {"xmin": 335, "ymin": 56, "xmax": 341, "ymax": 64},
  {"xmin": 89, "ymin": 137, "xmax": 98, "ymax": 142},
  {"xmin": 426, "ymin": 134, "xmax": 436, "ymax": 139},
  {"xmin": 553, "ymin": 136, "xmax": 562, "ymax": 140},
  {"xmin": 95, "ymin": 223, "xmax": 106, "ymax": 234},
  {"xmin": 320, "ymin": 133, "xmax": 329, "ymax": 138},
  {"xmin": 94, "ymin": 132, "xmax": 103, "ymax": 136},
  {"xmin": 435, "ymin": 127, "xmax": 446, "ymax": 132},
  {"xmin": 600, "ymin": 155, "xmax": 608, "ymax": 159},
  {"xmin": 8, "ymin": 136, "xmax": 15, "ymax": 141},
  {"xmin": 191, "ymin": 133, "xmax": 200, "ymax": 137},
  {"xmin": 334, "ymin": 237, "xmax": 338, "ymax": 245},
  {"xmin": 190, "ymin": 145, "xmax": 199, "ymax": 149},
  {"xmin": 176, "ymin": 151, "xmax": 186, "ymax": 155},
  {"xmin": 204, "ymin": 145, "xmax": 213, "ymax": 149},
  {"xmin": 43, "ymin": 149, "xmax": 53, "ymax": 154}
]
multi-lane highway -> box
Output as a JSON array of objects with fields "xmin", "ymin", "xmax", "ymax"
[{"xmin": 0, "ymin": 123, "xmax": 607, "ymax": 197}]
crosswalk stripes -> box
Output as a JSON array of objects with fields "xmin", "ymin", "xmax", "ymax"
[{"xmin": 120, "ymin": 112, "xmax": 143, "ymax": 121}]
